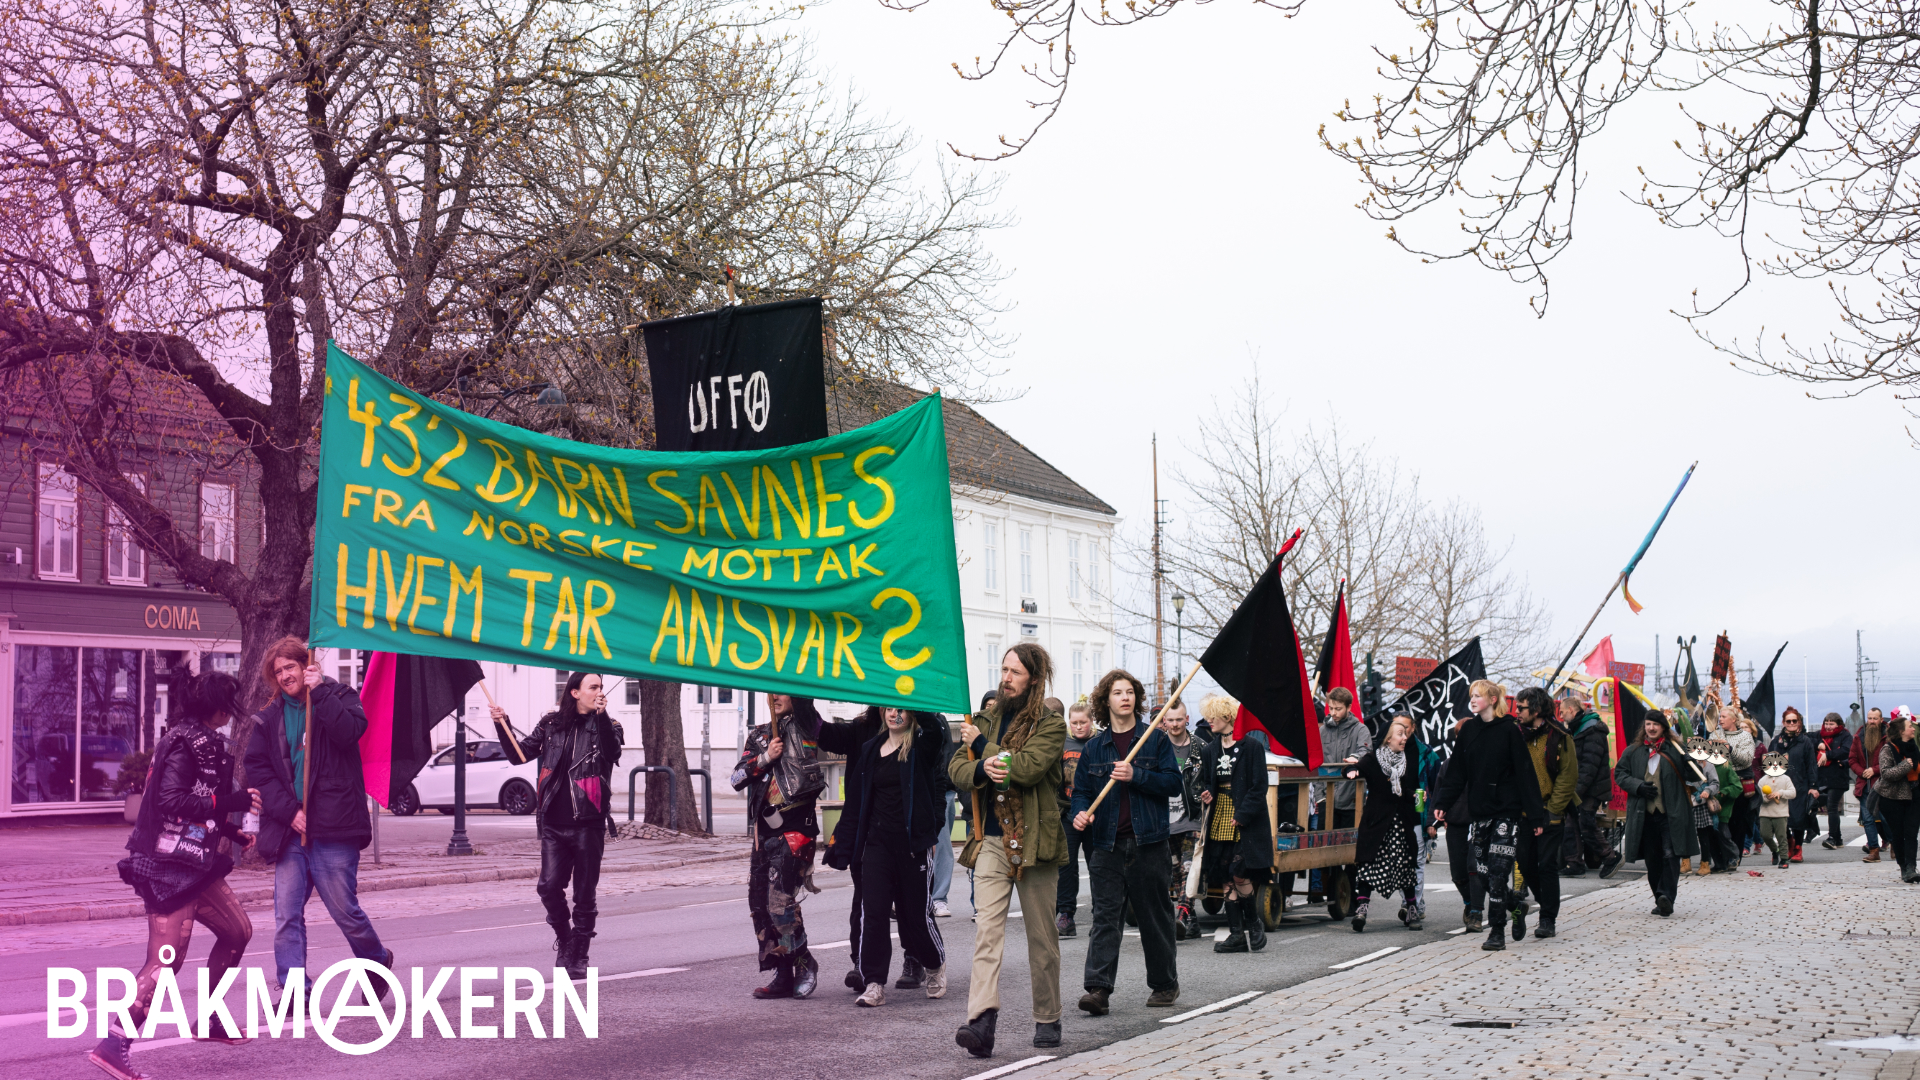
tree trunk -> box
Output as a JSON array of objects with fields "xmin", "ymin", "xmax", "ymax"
[{"xmin": 638, "ymin": 679, "xmax": 707, "ymax": 835}]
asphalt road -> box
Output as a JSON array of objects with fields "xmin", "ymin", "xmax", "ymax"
[{"xmin": 0, "ymin": 838, "xmax": 1685, "ymax": 1080}]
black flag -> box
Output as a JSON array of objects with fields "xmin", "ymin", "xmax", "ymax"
[
  {"xmin": 1743, "ymin": 642, "xmax": 1790, "ymax": 737},
  {"xmin": 359, "ymin": 653, "xmax": 485, "ymax": 808},
  {"xmin": 1381, "ymin": 638, "xmax": 1486, "ymax": 759},
  {"xmin": 1199, "ymin": 552, "xmax": 1322, "ymax": 768},
  {"xmin": 643, "ymin": 297, "xmax": 827, "ymax": 452}
]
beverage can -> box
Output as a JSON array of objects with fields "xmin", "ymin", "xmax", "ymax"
[
  {"xmin": 242, "ymin": 811, "xmax": 260, "ymax": 833},
  {"xmin": 993, "ymin": 751, "xmax": 1013, "ymax": 790}
]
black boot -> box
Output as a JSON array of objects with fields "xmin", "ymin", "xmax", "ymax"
[
  {"xmin": 956, "ymin": 1008, "xmax": 998, "ymax": 1058},
  {"xmin": 1242, "ymin": 892, "xmax": 1268, "ymax": 951},
  {"xmin": 1179, "ymin": 901, "xmax": 1200, "ymax": 942},
  {"xmin": 896, "ymin": 955, "xmax": 924, "ymax": 990},
  {"xmin": 792, "ymin": 952, "xmax": 820, "ymax": 998},
  {"xmin": 551, "ymin": 922, "xmax": 574, "ymax": 972},
  {"xmin": 566, "ymin": 931, "xmax": 594, "ymax": 980},
  {"xmin": 1214, "ymin": 895, "xmax": 1249, "ymax": 953},
  {"xmin": 1481, "ymin": 902, "xmax": 1507, "ymax": 951},
  {"xmin": 753, "ymin": 961, "xmax": 796, "ymax": 999}
]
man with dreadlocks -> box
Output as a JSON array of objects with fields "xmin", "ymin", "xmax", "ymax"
[{"xmin": 950, "ymin": 644, "xmax": 1068, "ymax": 1059}]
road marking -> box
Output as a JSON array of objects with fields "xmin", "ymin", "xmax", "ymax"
[
  {"xmin": 966, "ymin": 1054, "xmax": 1058, "ymax": 1079},
  {"xmin": 679, "ymin": 897, "xmax": 748, "ymax": 908},
  {"xmin": 1447, "ymin": 927, "xmax": 1468, "ymax": 935},
  {"xmin": 1329, "ymin": 946, "xmax": 1401, "ymax": 970},
  {"xmin": 1158, "ymin": 990, "xmax": 1262, "ymax": 1024},
  {"xmin": 453, "ymin": 920, "xmax": 548, "ymax": 933},
  {"xmin": 572, "ymin": 967, "xmax": 689, "ymax": 985},
  {"xmin": 1427, "ymin": 883, "xmax": 1459, "ymax": 893},
  {"xmin": 0, "ymin": 1012, "xmax": 42, "ymax": 1030},
  {"xmin": 1848, "ymin": 834, "xmax": 1868, "ymax": 848}
]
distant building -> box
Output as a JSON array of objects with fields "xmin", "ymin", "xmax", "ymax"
[{"xmin": 1, "ymin": 370, "xmax": 262, "ymax": 820}]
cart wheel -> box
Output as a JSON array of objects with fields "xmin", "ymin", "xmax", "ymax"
[
  {"xmin": 1326, "ymin": 869, "xmax": 1352, "ymax": 920},
  {"xmin": 1201, "ymin": 896, "xmax": 1224, "ymax": 915},
  {"xmin": 1259, "ymin": 884, "xmax": 1283, "ymax": 931}
]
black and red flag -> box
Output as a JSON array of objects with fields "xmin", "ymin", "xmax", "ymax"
[
  {"xmin": 1313, "ymin": 580, "xmax": 1356, "ymax": 703},
  {"xmin": 1199, "ymin": 530, "xmax": 1323, "ymax": 768},
  {"xmin": 357, "ymin": 652, "xmax": 485, "ymax": 808}
]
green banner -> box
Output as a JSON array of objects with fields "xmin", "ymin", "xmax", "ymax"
[{"xmin": 310, "ymin": 343, "xmax": 969, "ymax": 713}]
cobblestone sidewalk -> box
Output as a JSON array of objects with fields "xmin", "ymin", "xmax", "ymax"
[{"xmin": 1023, "ymin": 859, "xmax": 1920, "ymax": 1080}]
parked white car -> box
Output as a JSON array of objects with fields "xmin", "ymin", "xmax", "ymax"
[{"xmin": 395, "ymin": 739, "xmax": 538, "ymax": 816}]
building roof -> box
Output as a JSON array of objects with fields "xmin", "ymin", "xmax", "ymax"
[{"xmin": 826, "ymin": 375, "xmax": 1116, "ymax": 517}]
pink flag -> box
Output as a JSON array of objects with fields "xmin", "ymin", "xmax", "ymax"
[{"xmin": 1580, "ymin": 636, "xmax": 1616, "ymax": 678}]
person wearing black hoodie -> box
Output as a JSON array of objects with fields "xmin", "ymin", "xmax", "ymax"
[
  {"xmin": 91, "ymin": 672, "xmax": 260, "ymax": 1080},
  {"xmin": 493, "ymin": 671, "xmax": 623, "ymax": 980},
  {"xmin": 1431, "ymin": 680, "xmax": 1546, "ymax": 952},
  {"xmin": 821, "ymin": 707, "xmax": 886, "ymax": 992},
  {"xmin": 1558, "ymin": 696, "xmax": 1613, "ymax": 875},
  {"xmin": 733, "ymin": 693, "xmax": 828, "ymax": 1000}
]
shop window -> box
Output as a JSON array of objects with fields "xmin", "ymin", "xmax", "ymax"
[
  {"xmin": 12, "ymin": 645, "xmax": 79, "ymax": 803},
  {"xmin": 37, "ymin": 464, "xmax": 78, "ymax": 581},
  {"xmin": 81, "ymin": 649, "xmax": 142, "ymax": 802},
  {"xmin": 106, "ymin": 474, "xmax": 147, "ymax": 585},
  {"xmin": 200, "ymin": 482, "xmax": 235, "ymax": 563}
]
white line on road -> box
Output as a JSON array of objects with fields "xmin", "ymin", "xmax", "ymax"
[
  {"xmin": 966, "ymin": 1054, "xmax": 1058, "ymax": 1079},
  {"xmin": 573, "ymin": 967, "xmax": 690, "ymax": 985},
  {"xmin": 1447, "ymin": 927, "xmax": 1468, "ymax": 936},
  {"xmin": 453, "ymin": 920, "xmax": 549, "ymax": 933},
  {"xmin": 1330, "ymin": 946, "xmax": 1401, "ymax": 970},
  {"xmin": 679, "ymin": 897, "xmax": 748, "ymax": 908},
  {"xmin": 0, "ymin": 1012, "xmax": 42, "ymax": 1030},
  {"xmin": 1158, "ymin": 990, "xmax": 1262, "ymax": 1024}
]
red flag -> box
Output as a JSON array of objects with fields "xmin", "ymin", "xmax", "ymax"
[
  {"xmin": 1314, "ymin": 582, "xmax": 1357, "ymax": 703},
  {"xmin": 358, "ymin": 652, "xmax": 484, "ymax": 808},
  {"xmin": 1580, "ymin": 636, "xmax": 1615, "ymax": 679}
]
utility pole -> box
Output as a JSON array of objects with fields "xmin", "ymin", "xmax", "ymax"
[
  {"xmin": 1654, "ymin": 635, "xmax": 1662, "ymax": 695},
  {"xmin": 1151, "ymin": 434, "xmax": 1166, "ymax": 705},
  {"xmin": 1856, "ymin": 631, "xmax": 1880, "ymax": 717},
  {"xmin": 701, "ymin": 686, "xmax": 711, "ymax": 785}
]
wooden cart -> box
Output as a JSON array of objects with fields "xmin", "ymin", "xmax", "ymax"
[{"xmin": 1261, "ymin": 763, "xmax": 1364, "ymax": 927}]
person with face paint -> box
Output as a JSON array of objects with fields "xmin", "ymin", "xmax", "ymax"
[
  {"xmin": 1756, "ymin": 752, "xmax": 1799, "ymax": 868},
  {"xmin": 1614, "ymin": 711, "xmax": 1702, "ymax": 915}
]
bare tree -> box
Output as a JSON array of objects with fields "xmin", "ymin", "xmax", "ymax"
[
  {"xmin": 0, "ymin": 0, "xmax": 1008, "ymax": 831},
  {"xmin": 1134, "ymin": 374, "xmax": 1547, "ymax": 689}
]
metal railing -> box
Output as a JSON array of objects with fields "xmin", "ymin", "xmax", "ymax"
[{"xmin": 627, "ymin": 766, "xmax": 678, "ymax": 831}]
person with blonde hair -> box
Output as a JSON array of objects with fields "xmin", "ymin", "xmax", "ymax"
[
  {"xmin": 1194, "ymin": 693, "xmax": 1273, "ymax": 954},
  {"xmin": 1432, "ymin": 680, "xmax": 1545, "ymax": 951}
]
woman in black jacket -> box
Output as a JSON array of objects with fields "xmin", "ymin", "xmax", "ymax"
[
  {"xmin": 1195, "ymin": 694, "xmax": 1273, "ymax": 955},
  {"xmin": 819, "ymin": 707, "xmax": 885, "ymax": 992},
  {"xmin": 94, "ymin": 672, "xmax": 260, "ymax": 1080},
  {"xmin": 1347, "ymin": 716, "xmax": 1423, "ymax": 932},
  {"xmin": 840, "ymin": 707, "xmax": 949, "ymax": 1006}
]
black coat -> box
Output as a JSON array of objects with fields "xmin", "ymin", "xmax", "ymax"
[
  {"xmin": 1433, "ymin": 714, "xmax": 1547, "ymax": 825},
  {"xmin": 246, "ymin": 678, "xmax": 372, "ymax": 859},
  {"xmin": 520, "ymin": 709, "xmax": 624, "ymax": 825},
  {"xmin": 1815, "ymin": 728, "xmax": 1853, "ymax": 790},
  {"xmin": 819, "ymin": 714, "xmax": 885, "ymax": 869},
  {"xmin": 1196, "ymin": 731, "xmax": 1272, "ymax": 871},
  {"xmin": 1570, "ymin": 712, "xmax": 1611, "ymax": 806},
  {"xmin": 1769, "ymin": 730, "xmax": 1819, "ymax": 801},
  {"xmin": 1615, "ymin": 739, "xmax": 1702, "ymax": 860},
  {"xmin": 128, "ymin": 720, "xmax": 249, "ymax": 858},
  {"xmin": 835, "ymin": 714, "xmax": 949, "ymax": 871},
  {"xmin": 1352, "ymin": 750, "xmax": 1419, "ymax": 867}
]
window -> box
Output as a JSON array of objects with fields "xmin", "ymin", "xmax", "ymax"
[
  {"xmin": 719, "ymin": 687, "xmax": 733, "ymax": 704},
  {"xmin": 199, "ymin": 482, "xmax": 235, "ymax": 563},
  {"xmin": 1091, "ymin": 646, "xmax": 1104, "ymax": 677},
  {"xmin": 1089, "ymin": 540, "xmax": 1102, "ymax": 597},
  {"xmin": 985, "ymin": 634, "xmax": 1003, "ymax": 694},
  {"xmin": 1071, "ymin": 648, "xmax": 1085, "ymax": 698},
  {"xmin": 625, "ymin": 679, "xmax": 640, "ymax": 706},
  {"xmin": 1018, "ymin": 527, "xmax": 1033, "ymax": 595},
  {"xmin": 37, "ymin": 464, "xmax": 78, "ymax": 580},
  {"xmin": 555, "ymin": 670, "xmax": 573, "ymax": 703},
  {"xmin": 106, "ymin": 475, "xmax": 147, "ymax": 585},
  {"xmin": 982, "ymin": 521, "xmax": 999, "ymax": 591},
  {"xmin": 1068, "ymin": 536, "xmax": 1082, "ymax": 600}
]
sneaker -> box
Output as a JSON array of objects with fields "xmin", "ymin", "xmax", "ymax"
[
  {"xmin": 1560, "ymin": 864, "xmax": 1586, "ymax": 877},
  {"xmin": 1822, "ymin": 837, "xmax": 1841, "ymax": 850},
  {"xmin": 1599, "ymin": 850, "xmax": 1623, "ymax": 878},
  {"xmin": 1056, "ymin": 912, "xmax": 1075, "ymax": 938},
  {"xmin": 933, "ymin": 900, "xmax": 952, "ymax": 918},
  {"xmin": 1077, "ymin": 988, "xmax": 1110, "ymax": 1016},
  {"xmin": 87, "ymin": 1032, "xmax": 150, "ymax": 1080},
  {"xmin": 856, "ymin": 982, "xmax": 886, "ymax": 1007},
  {"xmin": 924, "ymin": 965, "xmax": 947, "ymax": 999},
  {"xmin": 1463, "ymin": 909, "xmax": 1484, "ymax": 933},
  {"xmin": 1146, "ymin": 986, "xmax": 1181, "ymax": 1007}
]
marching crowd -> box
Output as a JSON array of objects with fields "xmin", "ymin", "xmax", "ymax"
[{"xmin": 86, "ymin": 639, "xmax": 1920, "ymax": 1077}]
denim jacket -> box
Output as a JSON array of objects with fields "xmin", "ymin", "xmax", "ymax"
[{"xmin": 1070, "ymin": 724, "xmax": 1183, "ymax": 850}]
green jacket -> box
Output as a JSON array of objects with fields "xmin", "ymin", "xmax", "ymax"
[
  {"xmin": 948, "ymin": 702, "xmax": 1067, "ymax": 869},
  {"xmin": 1525, "ymin": 722, "xmax": 1581, "ymax": 822},
  {"xmin": 1712, "ymin": 760, "xmax": 1743, "ymax": 824}
]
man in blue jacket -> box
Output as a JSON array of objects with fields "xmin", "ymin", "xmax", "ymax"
[{"xmin": 1071, "ymin": 669, "xmax": 1183, "ymax": 1014}]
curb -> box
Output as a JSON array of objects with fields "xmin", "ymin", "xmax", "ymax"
[{"xmin": 0, "ymin": 849, "xmax": 747, "ymax": 927}]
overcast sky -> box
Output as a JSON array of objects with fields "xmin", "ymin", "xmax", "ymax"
[{"xmin": 795, "ymin": 0, "xmax": 1920, "ymax": 719}]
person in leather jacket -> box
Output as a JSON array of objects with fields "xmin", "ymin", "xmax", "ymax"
[
  {"xmin": 733, "ymin": 693, "xmax": 827, "ymax": 1001},
  {"xmin": 93, "ymin": 671, "xmax": 261, "ymax": 1079},
  {"xmin": 495, "ymin": 671, "xmax": 622, "ymax": 980}
]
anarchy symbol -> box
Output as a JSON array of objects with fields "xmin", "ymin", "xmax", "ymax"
[{"xmin": 744, "ymin": 371, "xmax": 771, "ymax": 432}]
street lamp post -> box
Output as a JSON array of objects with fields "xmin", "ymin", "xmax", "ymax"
[{"xmin": 1171, "ymin": 591, "xmax": 1186, "ymax": 702}]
